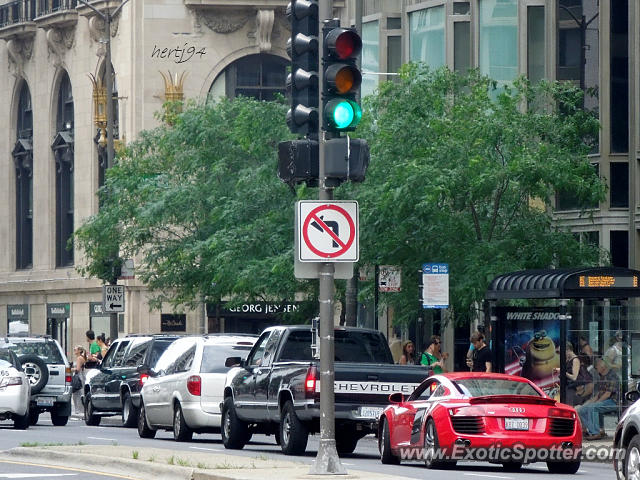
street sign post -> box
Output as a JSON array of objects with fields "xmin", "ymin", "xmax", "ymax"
[
  {"xmin": 422, "ymin": 263, "xmax": 449, "ymax": 309},
  {"xmin": 103, "ymin": 285, "xmax": 125, "ymax": 313},
  {"xmin": 298, "ymin": 200, "xmax": 358, "ymax": 262}
]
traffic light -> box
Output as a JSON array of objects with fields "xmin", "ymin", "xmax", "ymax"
[
  {"xmin": 286, "ymin": 0, "xmax": 319, "ymax": 137},
  {"xmin": 277, "ymin": 139, "xmax": 319, "ymax": 186},
  {"xmin": 322, "ymin": 20, "xmax": 362, "ymax": 133}
]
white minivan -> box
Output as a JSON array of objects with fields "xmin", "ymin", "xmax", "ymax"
[{"xmin": 138, "ymin": 334, "xmax": 256, "ymax": 441}]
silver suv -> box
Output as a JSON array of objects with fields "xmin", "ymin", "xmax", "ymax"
[{"xmin": 0, "ymin": 336, "xmax": 72, "ymax": 426}]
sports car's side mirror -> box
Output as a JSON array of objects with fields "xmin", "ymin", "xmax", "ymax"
[
  {"xmin": 388, "ymin": 392, "xmax": 404, "ymax": 404},
  {"xmin": 626, "ymin": 390, "xmax": 640, "ymax": 404}
]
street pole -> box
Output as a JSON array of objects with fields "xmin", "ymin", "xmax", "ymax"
[
  {"xmin": 77, "ymin": 0, "xmax": 129, "ymax": 337},
  {"xmin": 309, "ymin": 0, "xmax": 345, "ymax": 475}
]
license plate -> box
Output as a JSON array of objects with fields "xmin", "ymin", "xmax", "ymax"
[
  {"xmin": 359, "ymin": 407, "xmax": 383, "ymax": 419},
  {"xmin": 36, "ymin": 397, "xmax": 55, "ymax": 407},
  {"xmin": 505, "ymin": 418, "xmax": 529, "ymax": 430}
]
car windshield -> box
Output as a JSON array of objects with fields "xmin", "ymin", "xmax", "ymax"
[
  {"xmin": 5, "ymin": 341, "xmax": 64, "ymax": 365},
  {"xmin": 454, "ymin": 378, "xmax": 541, "ymax": 397},
  {"xmin": 200, "ymin": 345, "xmax": 253, "ymax": 374}
]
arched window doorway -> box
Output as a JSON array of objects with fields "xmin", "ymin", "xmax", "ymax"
[
  {"xmin": 13, "ymin": 82, "xmax": 33, "ymax": 270},
  {"xmin": 52, "ymin": 71, "xmax": 74, "ymax": 267},
  {"xmin": 208, "ymin": 53, "xmax": 287, "ymax": 101}
]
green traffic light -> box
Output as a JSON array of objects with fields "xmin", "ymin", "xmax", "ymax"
[{"xmin": 326, "ymin": 99, "xmax": 362, "ymax": 130}]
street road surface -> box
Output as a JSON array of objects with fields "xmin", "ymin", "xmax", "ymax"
[{"xmin": 0, "ymin": 417, "xmax": 617, "ymax": 480}]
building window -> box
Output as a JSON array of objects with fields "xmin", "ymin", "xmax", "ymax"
[
  {"xmin": 409, "ymin": 6, "xmax": 445, "ymax": 68},
  {"xmin": 53, "ymin": 72, "xmax": 74, "ymax": 267},
  {"xmin": 208, "ymin": 54, "xmax": 287, "ymax": 102},
  {"xmin": 362, "ymin": 20, "xmax": 380, "ymax": 98},
  {"xmin": 453, "ymin": 21, "xmax": 471, "ymax": 74},
  {"xmin": 610, "ymin": 0, "xmax": 628, "ymax": 154},
  {"xmin": 610, "ymin": 162, "xmax": 629, "ymax": 208},
  {"xmin": 479, "ymin": 0, "xmax": 518, "ymax": 88},
  {"xmin": 610, "ymin": 230, "xmax": 628, "ymax": 268},
  {"xmin": 14, "ymin": 83, "xmax": 33, "ymax": 270},
  {"xmin": 556, "ymin": 0, "xmax": 599, "ymax": 151},
  {"xmin": 556, "ymin": 163, "xmax": 599, "ymax": 211},
  {"xmin": 527, "ymin": 6, "xmax": 545, "ymax": 84}
]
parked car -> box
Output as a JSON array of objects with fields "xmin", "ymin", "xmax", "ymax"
[
  {"xmin": 0, "ymin": 336, "xmax": 71, "ymax": 426},
  {"xmin": 83, "ymin": 334, "xmax": 180, "ymax": 427},
  {"xmin": 137, "ymin": 334, "xmax": 257, "ymax": 441},
  {"xmin": 379, "ymin": 372, "xmax": 581, "ymax": 473},
  {"xmin": 221, "ymin": 326, "xmax": 428, "ymax": 455},
  {"xmin": 0, "ymin": 347, "xmax": 30, "ymax": 429},
  {"xmin": 614, "ymin": 388, "xmax": 640, "ymax": 480}
]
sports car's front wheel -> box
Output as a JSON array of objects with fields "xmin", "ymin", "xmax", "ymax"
[{"xmin": 379, "ymin": 418, "xmax": 400, "ymax": 465}]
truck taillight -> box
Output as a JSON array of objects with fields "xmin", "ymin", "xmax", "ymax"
[
  {"xmin": 65, "ymin": 367, "xmax": 72, "ymax": 384},
  {"xmin": 187, "ymin": 375, "xmax": 201, "ymax": 396},
  {"xmin": 305, "ymin": 366, "xmax": 317, "ymax": 394},
  {"xmin": 139, "ymin": 374, "xmax": 149, "ymax": 386}
]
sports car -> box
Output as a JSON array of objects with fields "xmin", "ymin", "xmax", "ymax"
[{"xmin": 378, "ymin": 372, "xmax": 581, "ymax": 473}]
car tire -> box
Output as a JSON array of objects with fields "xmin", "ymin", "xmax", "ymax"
[
  {"xmin": 19, "ymin": 355, "xmax": 49, "ymax": 394},
  {"xmin": 379, "ymin": 417, "xmax": 400, "ymax": 465},
  {"xmin": 28, "ymin": 410, "xmax": 39, "ymax": 426},
  {"xmin": 84, "ymin": 396, "xmax": 101, "ymax": 426},
  {"xmin": 547, "ymin": 460, "xmax": 580, "ymax": 474},
  {"xmin": 137, "ymin": 401, "xmax": 157, "ymax": 439},
  {"xmin": 502, "ymin": 462, "xmax": 522, "ymax": 472},
  {"xmin": 122, "ymin": 392, "xmax": 138, "ymax": 428},
  {"xmin": 221, "ymin": 397, "xmax": 249, "ymax": 450},
  {"xmin": 424, "ymin": 418, "xmax": 453, "ymax": 469},
  {"xmin": 51, "ymin": 411, "xmax": 69, "ymax": 426},
  {"xmin": 13, "ymin": 408, "xmax": 29, "ymax": 430},
  {"xmin": 623, "ymin": 434, "xmax": 640, "ymax": 480},
  {"xmin": 279, "ymin": 400, "xmax": 308, "ymax": 455},
  {"xmin": 173, "ymin": 404, "xmax": 193, "ymax": 442}
]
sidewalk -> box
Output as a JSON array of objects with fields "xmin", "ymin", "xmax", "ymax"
[{"xmin": 0, "ymin": 445, "xmax": 415, "ymax": 480}]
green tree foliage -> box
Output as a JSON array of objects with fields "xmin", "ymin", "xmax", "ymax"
[
  {"xmin": 74, "ymin": 97, "xmax": 314, "ymax": 312},
  {"xmin": 344, "ymin": 66, "xmax": 606, "ymax": 326}
]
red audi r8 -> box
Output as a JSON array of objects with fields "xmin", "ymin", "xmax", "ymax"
[{"xmin": 379, "ymin": 372, "xmax": 581, "ymax": 473}]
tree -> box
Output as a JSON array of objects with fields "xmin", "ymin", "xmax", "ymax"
[
  {"xmin": 74, "ymin": 96, "xmax": 315, "ymax": 315},
  {"xmin": 344, "ymin": 66, "xmax": 607, "ymax": 327}
]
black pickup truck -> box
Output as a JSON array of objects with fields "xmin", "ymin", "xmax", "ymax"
[{"xmin": 221, "ymin": 325, "xmax": 428, "ymax": 455}]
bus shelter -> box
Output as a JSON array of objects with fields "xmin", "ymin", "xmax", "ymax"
[{"xmin": 485, "ymin": 267, "xmax": 640, "ymax": 421}]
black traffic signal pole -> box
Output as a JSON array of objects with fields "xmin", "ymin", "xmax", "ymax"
[{"xmin": 309, "ymin": 0, "xmax": 345, "ymax": 475}]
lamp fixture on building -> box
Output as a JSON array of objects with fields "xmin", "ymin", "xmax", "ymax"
[
  {"xmin": 160, "ymin": 70, "xmax": 187, "ymax": 104},
  {"xmin": 88, "ymin": 73, "xmax": 107, "ymax": 147}
]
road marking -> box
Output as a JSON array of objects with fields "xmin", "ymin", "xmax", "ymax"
[
  {"xmin": 86, "ymin": 437, "xmax": 116, "ymax": 441},
  {"xmin": 189, "ymin": 446, "xmax": 223, "ymax": 452},
  {"xmin": 0, "ymin": 461, "xmax": 140, "ymax": 480},
  {"xmin": 463, "ymin": 474, "xmax": 513, "ymax": 480},
  {"xmin": 340, "ymin": 462, "xmax": 355, "ymax": 466},
  {"xmin": 0, "ymin": 474, "xmax": 76, "ymax": 478}
]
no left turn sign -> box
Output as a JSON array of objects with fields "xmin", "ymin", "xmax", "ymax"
[{"xmin": 298, "ymin": 201, "xmax": 359, "ymax": 262}]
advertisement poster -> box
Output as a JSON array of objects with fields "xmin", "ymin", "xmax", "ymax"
[{"xmin": 496, "ymin": 307, "xmax": 561, "ymax": 398}]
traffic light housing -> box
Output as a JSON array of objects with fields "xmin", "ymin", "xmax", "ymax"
[
  {"xmin": 322, "ymin": 21, "xmax": 363, "ymax": 133},
  {"xmin": 286, "ymin": 0, "xmax": 319, "ymax": 137}
]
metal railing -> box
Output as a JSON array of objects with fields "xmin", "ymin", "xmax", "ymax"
[{"xmin": 0, "ymin": 0, "xmax": 78, "ymax": 27}]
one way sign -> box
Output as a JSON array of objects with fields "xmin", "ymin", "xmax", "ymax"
[{"xmin": 103, "ymin": 285, "xmax": 125, "ymax": 313}]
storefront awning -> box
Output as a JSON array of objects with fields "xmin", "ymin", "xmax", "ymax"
[{"xmin": 486, "ymin": 267, "xmax": 640, "ymax": 300}]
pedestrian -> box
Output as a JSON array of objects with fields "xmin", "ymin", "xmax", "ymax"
[
  {"xmin": 469, "ymin": 331, "xmax": 492, "ymax": 372},
  {"xmin": 432, "ymin": 334, "xmax": 450, "ymax": 368},
  {"xmin": 85, "ymin": 330, "xmax": 100, "ymax": 368},
  {"xmin": 96, "ymin": 333, "xmax": 108, "ymax": 360},
  {"xmin": 71, "ymin": 345, "xmax": 86, "ymax": 415},
  {"xmin": 399, "ymin": 340, "xmax": 418, "ymax": 365},
  {"xmin": 576, "ymin": 357, "xmax": 619, "ymax": 440},
  {"xmin": 420, "ymin": 336, "xmax": 448, "ymax": 373}
]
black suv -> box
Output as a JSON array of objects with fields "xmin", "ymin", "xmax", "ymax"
[{"xmin": 84, "ymin": 334, "xmax": 179, "ymax": 426}]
